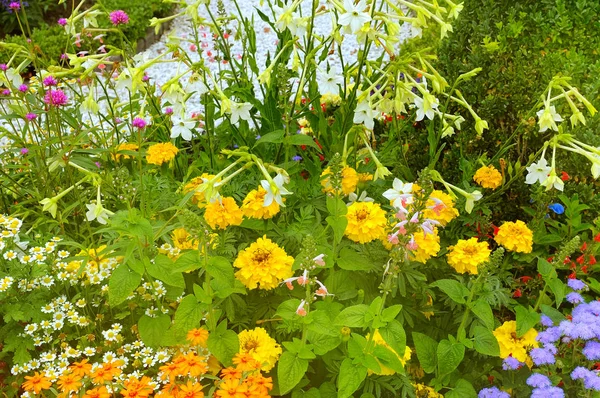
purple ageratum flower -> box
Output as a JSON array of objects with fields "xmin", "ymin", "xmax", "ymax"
[
  {"xmin": 537, "ymin": 327, "xmax": 562, "ymax": 344},
  {"xmin": 540, "ymin": 314, "xmax": 554, "ymax": 327},
  {"xmin": 109, "ymin": 10, "xmax": 129, "ymax": 26},
  {"xmin": 527, "ymin": 373, "xmax": 552, "ymax": 388},
  {"xmin": 572, "ymin": 366, "xmax": 591, "ymax": 380},
  {"xmin": 530, "ymin": 347, "xmax": 556, "ymax": 366},
  {"xmin": 292, "ymin": 155, "xmax": 303, "ymax": 161},
  {"xmin": 43, "ymin": 76, "xmax": 57, "ymax": 86},
  {"xmin": 58, "ymin": 18, "xmax": 67, "ymax": 26},
  {"xmin": 502, "ymin": 356, "xmax": 523, "ymax": 370},
  {"xmin": 132, "ymin": 117, "xmax": 147, "ymax": 129},
  {"xmin": 531, "ymin": 387, "xmax": 564, "ymax": 398},
  {"xmin": 568, "ymin": 278, "xmax": 587, "ymax": 291},
  {"xmin": 20, "ymin": 148, "xmax": 28, "ymax": 155},
  {"xmin": 571, "ymin": 367, "xmax": 600, "ymax": 390},
  {"xmin": 567, "ymin": 292, "xmax": 585, "ymax": 304},
  {"xmin": 25, "ymin": 113, "xmax": 36, "ymax": 121},
  {"xmin": 583, "ymin": 341, "xmax": 600, "ymax": 361},
  {"xmin": 478, "ymin": 387, "xmax": 510, "ymax": 398},
  {"xmin": 44, "ymin": 89, "xmax": 68, "ymax": 107},
  {"xmin": 9, "ymin": 2, "xmax": 20, "ymax": 11}
]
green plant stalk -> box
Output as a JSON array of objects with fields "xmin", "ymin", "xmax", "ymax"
[{"xmin": 456, "ymin": 273, "xmax": 483, "ymax": 339}]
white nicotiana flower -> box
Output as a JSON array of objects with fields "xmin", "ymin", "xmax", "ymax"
[
  {"xmin": 338, "ymin": 0, "xmax": 371, "ymax": 34},
  {"xmin": 260, "ymin": 173, "xmax": 292, "ymax": 207},
  {"xmin": 317, "ymin": 67, "xmax": 344, "ymax": 95},
  {"xmin": 525, "ymin": 157, "xmax": 552, "ymax": 185},
  {"xmin": 353, "ymin": 100, "xmax": 376, "ymax": 130},
  {"xmin": 543, "ymin": 170, "xmax": 564, "ymax": 191},
  {"xmin": 229, "ymin": 101, "xmax": 253, "ymax": 124},
  {"xmin": 170, "ymin": 116, "xmax": 196, "ymax": 141},
  {"xmin": 86, "ymin": 186, "xmax": 113, "ymax": 225},
  {"xmin": 536, "ymin": 105, "xmax": 563, "ymax": 132},
  {"xmin": 413, "ymin": 92, "xmax": 439, "ymax": 121},
  {"xmin": 383, "ymin": 178, "xmax": 414, "ymax": 208}
]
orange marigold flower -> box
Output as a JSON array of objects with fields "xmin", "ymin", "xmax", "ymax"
[
  {"xmin": 216, "ymin": 378, "xmax": 249, "ymax": 398},
  {"xmin": 22, "ymin": 371, "xmax": 52, "ymax": 394},
  {"xmin": 83, "ymin": 386, "xmax": 111, "ymax": 398},
  {"xmin": 57, "ymin": 372, "xmax": 82, "ymax": 392},
  {"xmin": 178, "ymin": 352, "xmax": 208, "ymax": 377},
  {"xmin": 186, "ymin": 328, "xmax": 209, "ymax": 347},
  {"xmin": 232, "ymin": 352, "xmax": 260, "ymax": 372},
  {"xmin": 220, "ymin": 367, "xmax": 242, "ymax": 380},
  {"xmin": 244, "ymin": 374, "xmax": 273, "ymax": 397},
  {"xmin": 178, "ymin": 380, "xmax": 205, "ymax": 398},
  {"xmin": 120, "ymin": 376, "xmax": 153, "ymax": 398},
  {"xmin": 70, "ymin": 358, "xmax": 93, "ymax": 377},
  {"xmin": 92, "ymin": 361, "xmax": 122, "ymax": 384},
  {"xmin": 159, "ymin": 361, "xmax": 182, "ymax": 381}
]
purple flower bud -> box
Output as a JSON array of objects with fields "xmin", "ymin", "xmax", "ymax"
[
  {"xmin": 526, "ymin": 373, "xmax": 552, "ymax": 388},
  {"xmin": 478, "ymin": 387, "xmax": 510, "ymax": 398},
  {"xmin": 20, "ymin": 148, "xmax": 29, "ymax": 155},
  {"xmin": 95, "ymin": 161, "xmax": 102, "ymax": 168},
  {"xmin": 58, "ymin": 18, "xmax": 67, "ymax": 26},
  {"xmin": 164, "ymin": 107, "xmax": 173, "ymax": 115},
  {"xmin": 502, "ymin": 356, "xmax": 522, "ymax": 370},
  {"xmin": 292, "ymin": 155, "xmax": 303, "ymax": 161},
  {"xmin": 0, "ymin": 64, "xmax": 7, "ymax": 71},
  {"xmin": 2, "ymin": 89, "xmax": 11, "ymax": 96},
  {"xmin": 566, "ymin": 292, "xmax": 584, "ymax": 304}
]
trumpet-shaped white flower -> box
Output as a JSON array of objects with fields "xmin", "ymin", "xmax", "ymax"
[
  {"xmin": 353, "ymin": 100, "xmax": 376, "ymax": 130},
  {"xmin": 338, "ymin": 0, "xmax": 371, "ymax": 34},
  {"xmin": 229, "ymin": 101, "xmax": 253, "ymax": 124},
  {"xmin": 5, "ymin": 68, "xmax": 22, "ymax": 88},
  {"xmin": 170, "ymin": 116, "xmax": 196, "ymax": 141},
  {"xmin": 464, "ymin": 190, "xmax": 483, "ymax": 214},
  {"xmin": 318, "ymin": 68, "xmax": 343, "ymax": 95},
  {"xmin": 260, "ymin": 173, "xmax": 292, "ymax": 207},
  {"xmin": 383, "ymin": 178, "xmax": 414, "ymax": 208},
  {"xmin": 413, "ymin": 92, "xmax": 439, "ymax": 121},
  {"xmin": 542, "ymin": 170, "xmax": 564, "ymax": 191},
  {"xmin": 536, "ymin": 105, "xmax": 563, "ymax": 132},
  {"xmin": 86, "ymin": 187, "xmax": 113, "ymax": 224},
  {"xmin": 525, "ymin": 158, "xmax": 552, "ymax": 185}
]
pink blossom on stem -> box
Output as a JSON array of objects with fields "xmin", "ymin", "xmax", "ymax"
[{"xmin": 109, "ymin": 10, "xmax": 129, "ymax": 26}]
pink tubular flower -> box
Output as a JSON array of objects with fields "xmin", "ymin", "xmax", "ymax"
[
  {"xmin": 109, "ymin": 10, "xmax": 129, "ymax": 26},
  {"xmin": 297, "ymin": 270, "xmax": 309, "ymax": 286},
  {"xmin": 387, "ymin": 233, "xmax": 399, "ymax": 245},
  {"xmin": 296, "ymin": 300, "xmax": 307, "ymax": 317},
  {"xmin": 58, "ymin": 18, "xmax": 67, "ymax": 26},
  {"xmin": 44, "ymin": 89, "xmax": 68, "ymax": 107},
  {"xmin": 313, "ymin": 254, "xmax": 326, "ymax": 266},
  {"xmin": 132, "ymin": 117, "xmax": 147, "ymax": 129},
  {"xmin": 406, "ymin": 235, "xmax": 418, "ymax": 251},
  {"xmin": 315, "ymin": 281, "xmax": 329, "ymax": 297}
]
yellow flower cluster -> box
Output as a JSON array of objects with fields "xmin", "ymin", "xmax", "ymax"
[
  {"xmin": 184, "ymin": 173, "xmax": 217, "ymax": 206},
  {"xmin": 447, "ymin": 238, "xmax": 491, "ymax": 274},
  {"xmin": 345, "ymin": 202, "xmax": 387, "ymax": 243},
  {"xmin": 203, "ymin": 197, "xmax": 243, "ymax": 230},
  {"xmin": 241, "ymin": 187, "xmax": 280, "ymax": 219},
  {"xmin": 368, "ymin": 330, "xmax": 412, "ymax": 375},
  {"xmin": 473, "ymin": 165, "xmax": 502, "ymax": 189},
  {"xmin": 320, "ymin": 93, "xmax": 342, "ymax": 107},
  {"xmin": 238, "ymin": 327, "xmax": 282, "ymax": 371},
  {"xmin": 233, "ymin": 236, "xmax": 294, "ymax": 290},
  {"xmin": 411, "ymin": 229, "xmax": 441, "ymax": 263},
  {"xmin": 495, "ymin": 220, "xmax": 533, "ymax": 253},
  {"xmin": 112, "ymin": 142, "xmax": 139, "ymax": 161},
  {"xmin": 146, "ymin": 142, "xmax": 178, "ymax": 165},
  {"xmin": 321, "ymin": 166, "xmax": 359, "ymax": 195},
  {"xmin": 423, "ymin": 190, "xmax": 459, "ymax": 226},
  {"xmin": 414, "ymin": 383, "xmax": 444, "ymax": 398},
  {"xmin": 493, "ymin": 321, "xmax": 538, "ymax": 363},
  {"xmin": 171, "ymin": 228, "xmax": 198, "ymax": 251}
]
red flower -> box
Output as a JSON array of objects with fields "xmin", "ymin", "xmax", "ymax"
[
  {"xmin": 582, "ymin": 265, "xmax": 589, "ymax": 274},
  {"xmin": 547, "ymin": 256, "xmax": 554, "ymax": 262},
  {"xmin": 590, "ymin": 256, "xmax": 597, "ymax": 266},
  {"xmin": 318, "ymin": 154, "xmax": 325, "ymax": 162},
  {"xmin": 520, "ymin": 276, "xmax": 533, "ymax": 284},
  {"xmin": 594, "ymin": 233, "xmax": 600, "ymax": 242},
  {"xmin": 560, "ymin": 171, "xmax": 570, "ymax": 181},
  {"xmin": 582, "ymin": 242, "xmax": 588, "ymax": 251},
  {"xmin": 314, "ymin": 139, "xmax": 323, "ymax": 150},
  {"xmin": 568, "ymin": 272, "xmax": 576, "ymax": 279},
  {"xmin": 487, "ymin": 375, "xmax": 495, "ymax": 384},
  {"xmin": 563, "ymin": 256, "xmax": 571, "ymax": 264},
  {"xmin": 492, "ymin": 225, "xmax": 499, "ymax": 236},
  {"xmin": 364, "ymin": 157, "xmax": 371, "ymax": 164},
  {"xmin": 513, "ymin": 288, "xmax": 522, "ymax": 298},
  {"xmin": 577, "ymin": 255, "xmax": 585, "ymax": 265},
  {"xmin": 300, "ymin": 145, "xmax": 307, "ymax": 151}
]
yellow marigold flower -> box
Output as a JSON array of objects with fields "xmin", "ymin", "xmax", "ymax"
[
  {"xmin": 411, "ymin": 229, "xmax": 441, "ymax": 263},
  {"xmin": 241, "ymin": 187, "xmax": 280, "ymax": 219},
  {"xmin": 447, "ymin": 237, "xmax": 491, "ymax": 275},
  {"xmin": 345, "ymin": 202, "xmax": 387, "ymax": 244},
  {"xmin": 233, "ymin": 236, "xmax": 293, "ymax": 290},
  {"xmin": 321, "ymin": 166, "xmax": 359, "ymax": 195},
  {"xmin": 146, "ymin": 142, "xmax": 179, "ymax": 165},
  {"xmin": 493, "ymin": 320, "xmax": 538, "ymax": 363},
  {"xmin": 495, "ymin": 220, "xmax": 533, "ymax": 253},
  {"xmin": 184, "ymin": 173, "xmax": 217, "ymax": 206},
  {"xmin": 473, "ymin": 165, "xmax": 503, "ymax": 189},
  {"xmin": 172, "ymin": 228, "xmax": 198, "ymax": 251},
  {"xmin": 203, "ymin": 197, "xmax": 243, "ymax": 230},
  {"xmin": 112, "ymin": 142, "xmax": 139, "ymax": 161},
  {"xmin": 358, "ymin": 172, "xmax": 373, "ymax": 183},
  {"xmin": 413, "ymin": 383, "xmax": 444, "ymax": 398},
  {"xmin": 238, "ymin": 327, "xmax": 282, "ymax": 371},
  {"xmin": 423, "ymin": 190, "xmax": 459, "ymax": 226},
  {"xmin": 367, "ymin": 330, "xmax": 411, "ymax": 375}
]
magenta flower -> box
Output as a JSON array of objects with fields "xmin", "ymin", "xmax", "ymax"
[
  {"xmin": 18, "ymin": 84, "xmax": 28, "ymax": 93},
  {"xmin": 132, "ymin": 117, "xmax": 147, "ymax": 129},
  {"xmin": 164, "ymin": 107, "xmax": 173, "ymax": 115},
  {"xmin": 109, "ymin": 10, "xmax": 129, "ymax": 26},
  {"xmin": 44, "ymin": 89, "xmax": 68, "ymax": 107},
  {"xmin": 58, "ymin": 18, "xmax": 67, "ymax": 26},
  {"xmin": 20, "ymin": 148, "xmax": 29, "ymax": 155},
  {"xmin": 9, "ymin": 2, "xmax": 20, "ymax": 11},
  {"xmin": 1, "ymin": 89, "xmax": 10, "ymax": 96},
  {"xmin": 43, "ymin": 76, "xmax": 57, "ymax": 86},
  {"xmin": 25, "ymin": 113, "xmax": 37, "ymax": 121},
  {"xmin": 0, "ymin": 64, "xmax": 7, "ymax": 71}
]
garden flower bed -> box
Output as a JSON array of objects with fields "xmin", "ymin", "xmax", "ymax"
[{"xmin": 1, "ymin": 0, "xmax": 600, "ymax": 397}]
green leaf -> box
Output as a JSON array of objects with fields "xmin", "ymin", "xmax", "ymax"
[
  {"xmin": 412, "ymin": 332, "xmax": 437, "ymax": 374},
  {"xmin": 378, "ymin": 320, "xmax": 406, "ymax": 357},
  {"xmin": 334, "ymin": 305, "xmax": 370, "ymax": 328},
  {"xmin": 472, "ymin": 326, "xmax": 500, "ymax": 356},
  {"xmin": 548, "ymin": 278, "xmax": 566, "ymax": 306},
  {"xmin": 326, "ymin": 196, "xmax": 347, "ymax": 216},
  {"xmin": 172, "ymin": 295, "xmax": 206, "ymax": 340},
  {"xmin": 470, "ymin": 299, "xmax": 494, "ymax": 330},
  {"xmin": 431, "ymin": 279, "xmax": 469, "ymax": 304},
  {"xmin": 337, "ymin": 358, "xmax": 367, "ymax": 398},
  {"xmin": 381, "ymin": 305, "xmax": 402, "ymax": 322},
  {"xmin": 540, "ymin": 304, "xmax": 565, "ymax": 325},
  {"xmin": 206, "ymin": 256, "xmax": 235, "ymax": 287},
  {"xmin": 337, "ymin": 247, "xmax": 372, "ymax": 271},
  {"xmin": 537, "ymin": 258, "xmax": 556, "ymax": 280},
  {"xmin": 437, "ymin": 339, "xmax": 465, "ymax": 376},
  {"xmin": 172, "ymin": 250, "xmax": 203, "ymax": 273},
  {"xmin": 278, "ymin": 351, "xmax": 309, "ymax": 395},
  {"xmin": 146, "ymin": 255, "xmax": 185, "ymax": 288},
  {"xmin": 207, "ymin": 321, "xmax": 239, "ymax": 367},
  {"xmin": 255, "ymin": 129, "xmax": 285, "ymax": 145},
  {"xmin": 108, "ymin": 263, "xmax": 142, "ymax": 307},
  {"xmin": 515, "ymin": 305, "xmax": 541, "ymax": 337},
  {"xmin": 287, "ymin": 134, "xmax": 321, "ymax": 151},
  {"xmin": 445, "ymin": 379, "xmax": 477, "ymax": 398},
  {"xmin": 373, "ymin": 345, "xmax": 405, "ymax": 374},
  {"xmin": 326, "ymin": 216, "xmax": 347, "ymax": 245},
  {"xmin": 138, "ymin": 315, "xmax": 171, "ymax": 347}
]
